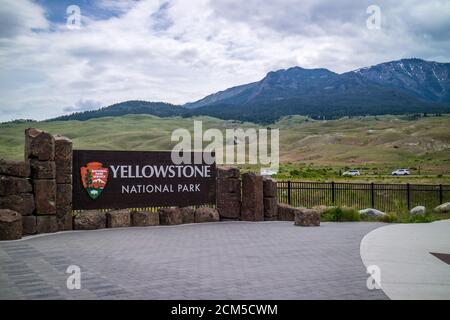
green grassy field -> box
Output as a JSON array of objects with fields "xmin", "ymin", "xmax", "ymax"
[{"xmin": 1, "ymin": 114, "xmax": 450, "ymax": 184}]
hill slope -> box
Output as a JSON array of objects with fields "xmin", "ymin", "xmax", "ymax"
[
  {"xmin": 46, "ymin": 59, "xmax": 450, "ymax": 124},
  {"xmin": 187, "ymin": 73, "xmax": 447, "ymax": 123},
  {"xmin": 1, "ymin": 114, "xmax": 449, "ymax": 169},
  {"xmin": 354, "ymin": 58, "xmax": 450, "ymax": 103},
  {"xmin": 52, "ymin": 101, "xmax": 184, "ymax": 122},
  {"xmin": 186, "ymin": 59, "xmax": 450, "ymax": 109}
]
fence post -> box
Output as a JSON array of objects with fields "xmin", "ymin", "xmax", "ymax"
[
  {"xmin": 371, "ymin": 183, "xmax": 375, "ymax": 208},
  {"xmin": 439, "ymin": 184, "xmax": 443, "ymax": 205},
  {"xmin": 287, "ymin": 181, "xmax": 291, "ymax": 206},
  {"xmin": 407, "ymin": 183, "xmax": 411, "ymax": 210},
  {"xmin": 331, "ymin": 181, "xmax": 335, "ymax": 205}
]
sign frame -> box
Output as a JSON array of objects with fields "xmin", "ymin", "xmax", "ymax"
[{"xmin": 72, "ymin": 150, "xmax": 216, "ymax": 210}]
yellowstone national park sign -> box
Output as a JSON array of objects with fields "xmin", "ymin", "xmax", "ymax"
[{"xmin": 72, "ymin": 150, "xmax": 216, "ymax": 210}]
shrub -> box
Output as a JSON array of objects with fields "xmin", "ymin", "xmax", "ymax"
[
  {"xmin": 407, "ymin": 213, "xmax": 434, "ymax": 223},
  {"xmin": 381, "ymin": 213, "xmax": 397, "ymax": 223},
  {"xmin": 321, "ymin": 206, "xmax": 360, "ymax": 222}
]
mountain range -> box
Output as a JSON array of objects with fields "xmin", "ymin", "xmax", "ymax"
[{"xmin": 52, "ymin": 58, "xmax": 450, "ymax": 124}]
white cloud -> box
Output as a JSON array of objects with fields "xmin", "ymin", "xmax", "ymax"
[
  {"xmin": 0, "ymin": 0, "xmax": 449, "ymax": 121},
  {"xmin": 63, "ymin": 98, "xmax": 103, "ymax": 113},
  {"xmin": 96, "ymin": 0, "xmax": 140, "ymax": 13},
  {"xmin": 0, "ymin": 0, "xmax": 48, "ymax": 38}
]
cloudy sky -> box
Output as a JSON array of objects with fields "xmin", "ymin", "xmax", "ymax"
[{"xmin": 0, "ymin": 0, "xmax": 449, "ymax": 121}]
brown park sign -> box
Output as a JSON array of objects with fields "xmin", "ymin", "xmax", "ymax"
[{"xmin": 73, "ymin": 150, "xmax": 216, "ymax": 210}]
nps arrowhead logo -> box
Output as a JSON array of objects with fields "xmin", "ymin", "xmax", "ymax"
[{"xmin": 81, "ymin": 162, "xmax": 109, "ymax": 200}]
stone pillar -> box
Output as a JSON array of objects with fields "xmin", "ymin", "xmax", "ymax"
[
  {"xmin": 216, "ymin": 167, "xmax": 241, "ymax": 220},
  {"xmin": 0, "ymin": 160, "xmax": 33, "ymax": 238},
  {"xmin": 241, "ymin": 173, "xmax": 264, "ymax": 221},
  {"xmin": 54, "ymin": 135, "xmax": 73, "ymax": 231},
  {"xmin": 25, "ymin": 128, "xmax": 55, "ymax": 161},
  {"xmin": 25, "ymin": 128, "xmax": 57, "ymax": 234},
  {"xmin": 263, "ymin": 177, "xmax": 278, "ymax": 221}
]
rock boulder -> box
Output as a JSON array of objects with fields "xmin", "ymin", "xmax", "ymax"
[
  {"xmin": 295, "ymin": 208, "xmax": 320, "ymax": 227},
  {"xmin": 434, "ymin": 202, "xmax": 450, "ymax": 213},
  {"xmin": 181, "ymin": 207, "xmax": 195, "ymax": 224},
  {"xmin": 159, "ymin": 207, "xmax": 182, "ymax": 225},
  {"xmin": 0, "ymin": 209, "xmax": 22, "ymax": 240},
  {"xmin": 410, "ymin": 206, "xmax": 426, "ymax": 216},
  {"xmin": 131, "ymin": 210, "xmax": 160, "ymax": 227},
  {"xmin": 277, "ymin": 203, "xmax": 296, "ymax": 221},
  {"xmin": 106, "ymin": 209, "xmax": 131, "ymax": 228},
  {"xmin": 195, "ymin": 207, "xmax": 220, "ymax": 223},
  {"xmin": 359, "ymin": 208, "xmax": 386, "ymax": 218},
  {"xmin": 74, "ymin": 210, "xmax": 106, "ymax": 230}
]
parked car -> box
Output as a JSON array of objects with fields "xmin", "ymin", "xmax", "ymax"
[
  {"xmin": 342, "ymin": 170, "xmax": 361, "ymax": 177},
  {"xmin": 260, "ymin": 168, "xmax": 277, "ymax": 176},
  {"xmin": 392, "ymin": 169, "xmax": 410, "ymax": 176}
]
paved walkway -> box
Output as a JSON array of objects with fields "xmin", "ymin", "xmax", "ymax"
[
  {"xmin": 0, "ymin": 222, "xmax": 387, "ymax": 300},
  {"xmin": 360, "ymin": 219, "xmax": 450, "ymax": 300}
]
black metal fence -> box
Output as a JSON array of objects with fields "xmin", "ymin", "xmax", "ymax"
[{"xmin": 277, "ymin": 181, "xmax": 450, "ymax": 212}]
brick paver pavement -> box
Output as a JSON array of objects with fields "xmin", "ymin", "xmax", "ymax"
[{"xmin": 0, "ymin": 221, "xmax": 388, "ymax": 300}]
